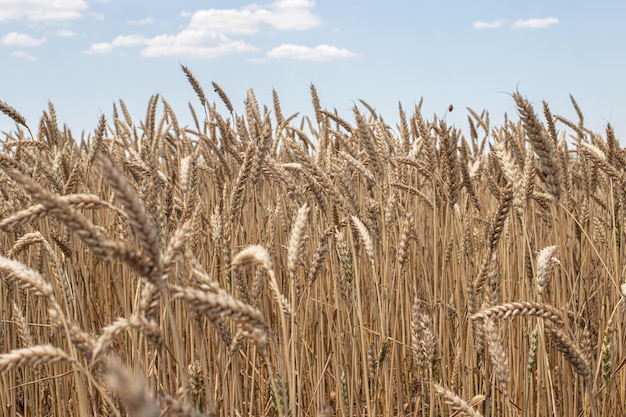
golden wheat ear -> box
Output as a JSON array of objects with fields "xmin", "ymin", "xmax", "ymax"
[
  {"xmin": 0, "ymin": 100, "xmax": 33, "ymax": 138},
  {"xmin": 181, "ymin": 64, "xmax": 207, "ymax": 108},
  {"xmin": 513, "ymin": 92, "xmax": 561, "ymax": 202}
]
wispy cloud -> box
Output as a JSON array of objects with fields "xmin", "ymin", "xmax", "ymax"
[
  {"xmin": 83, "ymin": 35, "xmax": 149, "ymax": 54},
  {"xmin": 512, "ymin": 17, "xmax": 559, "ymax": 29},
  {"xmin": 83, "ymin": 32, "xmax": 256, "ymax": 58},
  {"xmin": 473, "ymin": 19, "xmax": 507, "ymax": 29},
  {"xmin": 0, "ymin": 0, "xmax": 87, "ymax": 22},
  {"xmin": 140, "ymin": 37, "xmax": 257, "ymax": 58},
  {"xmin": 10, "ymin": 51, "xmax": 38, "ymax": 61},
  {"xmin": 267, "ymin": 44, "xmax": 358, "ymax": 61},
  {"xmin": 473, "ymin": 17, "xmax": 559, "ymax": 30},
  {"xmin": 85, "ymin": 0, "xmax": 325, "ymax": 58},
  {"xmin": 1, "ymin": 32, "xmax": 46, "ymax": 47},
  {"xmin": 127, "ymin": 17, "xmax": 154, "ymax": 25}
]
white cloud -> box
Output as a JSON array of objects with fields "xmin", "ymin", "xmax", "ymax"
[
  {"xmin": 86, "ymin": 0, "xmax": 322, "ymax": 58},
  {"xmin": 128, "ymin": 16, "xmax": 154, "ymax": 25},
  {"xmin": 512, "ymin": 17, "xmax": 559, "ymax": 29},
  {"xmin": 473, "ymin": 19, "xmax": 507, "ymax": 29},
  {"xmin": 0, "ymin": 0, "xmax": 87, "ymax": 22},
  {"xmin": 140, "ymin": 35, "xmax": 257, "ymax": 58},
  {"xmin": 1, "ymin": 31, "xmax": 46, "ymax": 47},
  {"xmin": 176, "ymin": 0, "xmax": 320, "ymax": 36},
  {"xmin": 250, "ymin": 0, "xmax": 321, "ymax": 30},
  {"xmin": 267, "ymin": 44, "xmax": 358, "ymax": 61},
  {"xmin": 10, "ymin": 50, "xmax": 37, "ymax": 61},
  {"xmin": 82, "ymin": 42, "xmax": 113, "ymax": 54},
  {"xmin": 83, "ymin": 36, "xmax": 149, "ymax": 54},
  {"xmin": 112, "ymin": 34, "xmax": 149, "ymax": 47}
]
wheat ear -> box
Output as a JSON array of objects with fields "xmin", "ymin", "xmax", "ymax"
[
  {"xmin": 0, "ymin": 345, "xmax": 75, "ymax": 373},
  {"xmin": 434, "ymin": 383, "xmax": 484, "ymax": 417},
  {"xmin": 0, "ymin": 100, "xmax": 32, "ymax": 137},
  {"xmin": 181, "ymin": 65, "xmax": 207, "ymax": 107},
  {"xmin": 472, "ymin": 301, "xmax": 570, "ymax": 327},
  {"xmin": 513, "ymin": 92, "xmax": 561, "ymax": 202}
]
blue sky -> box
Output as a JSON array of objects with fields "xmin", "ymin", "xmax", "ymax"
[{"xmin": 1, "ymin": 0, "xmax": 625, "ymax": 141}]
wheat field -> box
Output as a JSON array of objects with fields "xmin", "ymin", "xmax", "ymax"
[{"xmin": 0, "ymin": 66, "xmax": 624, "ymax": 417}]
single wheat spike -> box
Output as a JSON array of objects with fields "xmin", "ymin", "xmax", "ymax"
[
  {"xmin": 0, "ymin": 345, "xmax": 75, "ymax": 373},
  {"xmin": 513, "ymin": 92, "xmax": 561, "ymax": 202},
  {"xmin": 0, "ymin": 256, "xmax": 54, "ymax": 298},
  {"xmin": 229, "ymin": 141, "xmax": 257, "ymax": 225},
  {"xmin": 483, "ymin": 318, "xmax": 511, "ymax": 394},
  {"xmin": 433, "ymin": 383, "xmax": 484, "ymax": 417},
  {"xmin": 171, "ymin": 284, "xmax": 268, "ymax": 336},
  {"xmin": 0, "ymin": 100, "xmax": 32, "ymax": 137},
  {"xmin": 545, "ymin": 321, "xmax": 591, "ymax": 377},
  {"xmin": 181, "ymin": 65, "xmax": 207, "ymax": 107},
  {"xmin": 536, "ymin": 245, "xmax": 558, "ymax": 296},
  {"xmin": 351, "ymin": 215, "xmax": 375, "ymax": 264},
  {"xmin": 472, "ymin": 301, "xmax": 569, "ymax": 327},
  {"xmin": 288, "ymin": 203, "xmax": 310, "ymax": 279},
  {"xmin": 0, "ymin": 193, "xmax": 125, "ymax": 230},
  {"xmin": 411, "ymin": 297, "xmax": 436, "ymax": 372},
  {"xmin": 12, "ymin": 301, "xmax": 34, "ymax": 348},
  {"xmin": 308, "ymin": 228, "xmax": 332, "ymax": 286},
  {"xmin": 212, "ymin": 81, "xmax": 234, "ymax": 114},
  {"xmin": 7, "ymin": 231, "xmax": 44, "ymax": 258},
  {"xmin": 272, "ymin": 88, "xmax": 285, "ymax": 126},
  {"xmin": 397, "ymin": 212, "xmax": 415, "ymax": 267}
]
